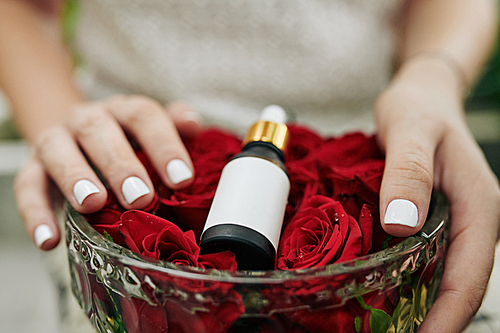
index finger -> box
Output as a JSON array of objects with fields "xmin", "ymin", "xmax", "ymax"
[{"xmin": 107, "ymin": 95, "xmax": 195, "ymax": 189}]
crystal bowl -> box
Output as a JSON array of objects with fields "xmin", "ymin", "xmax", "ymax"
[{"xmin": 65, "ymin": 193, "xmax": 449, "ymax": 333}]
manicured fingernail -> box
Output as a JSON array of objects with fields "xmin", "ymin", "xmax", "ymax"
[
  {"xmin": 167, "ymin": 159, "xmax": 193, "ymax": 185},
  {"xmin": 73, "ymin": 179, "xmax": 100, "ymax": 205},
  {"xmin": 35, "ymin": 224, "xmax": 53, "ymax": 248},
  {"xmin": 384, "ymin": 199, "xmax": 418, "ymax": 228},
  {"xmin": 122, "ymin": 176, "xmax": 150, "ymax": 204}
]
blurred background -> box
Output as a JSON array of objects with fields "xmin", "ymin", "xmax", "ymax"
[{"xmin": 1, "ymin": 0, "xmax": 500, "ymax": 332}]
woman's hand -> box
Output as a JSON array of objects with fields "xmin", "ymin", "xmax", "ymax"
[
  {"xmin": 14, "ymin": 96, "xmax": 203, "ymax": 251},
  {"xmin": 376, "ymin": 56, "xmax": 500, "ymax": 332}
]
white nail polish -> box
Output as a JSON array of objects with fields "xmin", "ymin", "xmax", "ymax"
[
  {"xmin": 167, "ymin": 159, "xmax": 193, "ymax": 185},
  {"xmin": 122, "ymin": 177, "xmax": 150, "ymax": 204},
  {"xmin": 384, "ymin": 199, "xmax": 419, "ymax": 228},
  {"xmin": 35, "ymin": 224, "xmax": 53, "ymax": 248},
  {"xmin": 73, "ymin": 179, "xmax": 100, "ymax": 205}
]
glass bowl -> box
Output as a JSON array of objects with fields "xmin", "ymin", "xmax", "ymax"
[{"xmin": 65, "ymin": 192, "xmax": 449, "ymax": 333}]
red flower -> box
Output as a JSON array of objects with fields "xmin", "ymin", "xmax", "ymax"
[
  {"xmin": 119, "ymin": 210, "xmax": 237, "ymax": 270},
  {"xmin": 308, "ymin": 132, "xmax": 383, "ymax": 167},
  {"xmin": 83, "ymin": 126, "xmax": 402, "ymax": 333},
  {"xmin": 163, "ymin": 289, "xmax": 244, "ymax": 333},
  {"xmin": 286, "ymin": 301, "xmax": 359, "ymax": 333},
  {"xmin": 277, "ymin": 195, "xmax": 363, "ymax": 270},
  {"xmin": 122, "ymin": 298, "xmax": 169, "ymax": 333},
  {"xmin": 285, "ymin": 124, "xmax": 325, "ymax": 162}
]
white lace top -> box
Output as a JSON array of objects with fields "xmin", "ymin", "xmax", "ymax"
[{"xmin": 75, "ymin": 0, "xmax": 402, "ymax": 135}]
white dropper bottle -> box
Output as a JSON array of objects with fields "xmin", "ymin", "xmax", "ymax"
[{"xmin": 200, "ymin": 105, "xmax": 290, "ymax": 270}]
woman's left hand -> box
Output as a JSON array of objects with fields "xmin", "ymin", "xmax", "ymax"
[{"xmin": 375, "ymin": 55, "xmax": 500, "ymax": 332}]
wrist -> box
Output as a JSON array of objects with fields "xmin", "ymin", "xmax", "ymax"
[
  {"xmin": 375, "ymin": 54, "xmax": 471, "ymax": 138},
  {"xmin": 394, "ymin": 52, "xmax": 468, "ymax": 101}
]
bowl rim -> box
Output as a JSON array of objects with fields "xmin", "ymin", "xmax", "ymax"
[{"xmin": 65, "ymin": 192, "xmax": 449, "ymax": 284}]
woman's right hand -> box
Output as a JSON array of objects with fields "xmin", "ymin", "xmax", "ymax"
[{"xmin": 14, "ymin": 95, "xmax": 203, "ymax": 250}]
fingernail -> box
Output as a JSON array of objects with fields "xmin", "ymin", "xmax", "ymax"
[
  {"xmin": 384, "ymin": 199, "xmax": 418, "ymax": 228},
  {"xmin": 167, "ymin": 159, "xmax": 193, "ymax": 185},
  {"xmin": 35, "ymin": 224, "xmax": 54, "ymax": 248},
  {"xmin": 122, "ymin": 176, "xmax": 150, "ymax": 204},
  {"xmin": 73, "ymin": 179, "xmax": 100, "ymax": 205}
]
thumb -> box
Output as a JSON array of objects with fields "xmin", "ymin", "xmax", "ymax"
[
  {"xmin": 379, "ymin": 124, "xmax": 438, "ymax": 237},
  {"xmin": 165, "ymin": 101, "xmax": 204, "ymax": 138}
]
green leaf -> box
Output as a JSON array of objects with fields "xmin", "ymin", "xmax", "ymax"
[
  {"xmin": 354, "ymin": 259, "xmax": 367, "ymax": 267},
  {"xmin": 355, "ymin": 317, "xmax": 362, "ymax": 332},
  {"xmin": 356, "ymin": 296, "xmax": 372, "ymax": 311},
  {"xmin": 370, "ymin": 308, "xmax": 392, "ymax": 333},
  {"xmin": 390, "ymin": 297, "xmax": 402, "ymax": 332},
  {"xmin": 382, "ymin": 235, "xmax": 395, "ymax": 249},
  {"xmin": 103, "ymin": 231, "xmax": 114, "ymax": 242}
]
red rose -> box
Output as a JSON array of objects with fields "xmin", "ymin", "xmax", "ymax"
[
  {"xmin": 286, "ymin": 301, "xmax": 359, "ymax": 333},
  {"xmin": 122, "ymin": 298, "xmax": 169, "ymax": 333},
  {"xmin": 119, "ymin": 210, "xmax": 199, "ymax": 264},
  {"xmin": 83, "ymin": 192, "xmax": 125, "ymax": 245},
  {"xmin": 283, "ymin": 162, "xmax": 320, "ymax": 226},
  {"xmin": 259, "ymin": 273, "xmax": 366, "ymax": 333},
  {"xmin": 119, "ymin": 277, "xmax": 245, "ymax": 333},
  {"xmin": 308, "ymin": 132, "xmax": 383, "ymax": 167},
  {"xmin": 277, "ymin": 195, "xmax": 363, "ymax": 270},
  {"xmin": 183, "ymin": 128, "xmax": 242, "ymax": 159},
  {"xmin": 119, "ymin": 210, "xmax": 237, "ymax": 270},
  {"xmin": 163, "ymin": 289, "xmax": 244, "ymax": 333},
  {"xmin": 317, "ymin": 159, "xmax": 384, "ymax": 217},
  {"xmin": 285, "ymin": 124, "xmax": 325, "ymax": 162}
]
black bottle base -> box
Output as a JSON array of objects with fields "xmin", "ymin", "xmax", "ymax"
[{"xmin": 200, "ymin": 224, "xmax": 276, "ymax": 271}]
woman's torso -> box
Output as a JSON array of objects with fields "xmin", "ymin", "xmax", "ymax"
[{"xmin": 76, "ymin": 0, "xmax": 402, "ymax": 135}]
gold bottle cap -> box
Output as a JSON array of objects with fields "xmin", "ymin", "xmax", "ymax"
[{"xmin": 243, "ymin": 120, "xmax": 288, "ymax": 151}]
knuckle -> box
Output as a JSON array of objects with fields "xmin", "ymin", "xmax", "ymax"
[
  {"xmin": 13, "ymin": 175, "xmax": 38, "ymax": 217},
  {"xmin": 13, "ymin": 170, "xmax": 29, "ymax": 197},
  {"xmin": 107, "ymin": 94, "xmax": 128, "ymax": 104},
  {"xmin": 121, "ymin": 96, "xmax": 164, "ymax": 123},
  {"xmin": 69, "ymin": 106, "xmax": 109, "ymax": 137},
  {"xmin": 34, "ymin": 127, "xmax": 66, "ymax": 156},
  {"xmin": 95, "ymin": 150, "xmax": 131, "ymax": 176},
  {"xmin": 391, "ymin": 151, "xmax": 433, "ymax": 190}
]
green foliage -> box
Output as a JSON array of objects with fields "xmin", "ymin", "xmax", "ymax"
[
  {"xmin": 356, "ymin": 297, "xmax": 393, "ymax": 333},
  {"xmin": 103, "ymin": 231, "xmax": 114, "ymax": 242},
  {"xmin": 468, "ymin": 4, "xmax": 500, "ymax": 110},
  {"xmin": 468, "ymin": 40, "xmax": 500, "ymax": 109},
  {"xmin": 370, "ymin": 309, "xmax": 393, "ymax": 333},
  {"xmin": 62, "ymin": 0, "xmax": 80, "ymax": 44},
  {"xmin": 355, "ymin": 317, "xmax": 362, "ymax": 332},
  {"xmin": 0, "ymin": 118, "xmax": 21, "ymax": 140},
  {"xmin": 382, "ymin": 234, "xmax": 396, "ymax": 249},
  {"xmin": 61, "ymin": 0, "xmax": 81, "ymax": 66}
]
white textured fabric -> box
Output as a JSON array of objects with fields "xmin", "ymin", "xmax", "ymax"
[{"xmin": 76, "ymin": 0, "xmax": 401, "ymax": 135}]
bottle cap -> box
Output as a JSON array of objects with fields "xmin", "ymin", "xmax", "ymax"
[
  {"xmin": 260, "ymin": 105, "xmax": 287, "ymax": 124},
  {"xmin": 243, "ymin": 105, "xmax": 289, "ymax": 151}
]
